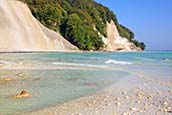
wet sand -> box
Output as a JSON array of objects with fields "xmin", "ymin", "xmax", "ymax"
[{"xmin": 20, "ymin": 74, "xmax": 172, "ymax": 115}]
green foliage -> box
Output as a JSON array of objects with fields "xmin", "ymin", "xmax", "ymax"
[
  {"xmin": 132, "ymin": 40, "xmax": 146, "ymax": 50},
  {"xmin": 20, "ymin": 0, "xmax": 145, "ymax": 50},
  {"xmin": 63, "ymin": 14, "xmax": 103, "ymax": 50},
  {"xmin": 118, "ymin": 24, "xmax": 134, "ymax": 41}
]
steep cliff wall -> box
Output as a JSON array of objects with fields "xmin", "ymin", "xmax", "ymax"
[
  {"xmin": 0, "ymin": 0, "xmax": 78, "ymax": 51},
  {"xmin": 102, "ymin": 21, "xmax": 142, "ymax": 51}
]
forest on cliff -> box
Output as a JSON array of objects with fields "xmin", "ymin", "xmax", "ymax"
[{"xmin": 20, "ymin": 0, "xmax": 145, "ymax": 50}]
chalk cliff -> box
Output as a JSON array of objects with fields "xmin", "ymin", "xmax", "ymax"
[
  {"xmin": 102, "ymin": 21, "xmax": 142, "ymax": 51},
  {"xmin": 0, "ymin": 0, "xmax": 78, "ymax": 51}
]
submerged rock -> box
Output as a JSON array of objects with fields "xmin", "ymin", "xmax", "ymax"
[
  {"xmin": 0, "ymin": 77, "xmax": 13, "ymax": 84},
  {"xmin": 14, "ymin": 89, "xmax": 31, "ymax": 99},
  {"xmin": 67, "ymin": 77, "xmax": 81, "ymax": 81},
  {"xmin": 83, "ymin": 82, "xmax": 97, "ymax": 87},
  {"xmin": 3, "ymin": 77, "xmax": 13, "ymax": 81},
  {"xmin": 16, "ymin": 73, "xmax": 27, "ymax": 78}
]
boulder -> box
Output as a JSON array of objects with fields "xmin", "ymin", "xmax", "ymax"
[{"xmin": 14, "ymin": 89, "xmax": 31, "ymax": 99}]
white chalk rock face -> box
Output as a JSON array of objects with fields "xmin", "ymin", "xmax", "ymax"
[
  {"xmin": 103, "ymin": 20, "xmax": 142, "ymax": 51},
  {"xmin": 0, "ymin": 0, "xmax": 78, "ymax": 51}
]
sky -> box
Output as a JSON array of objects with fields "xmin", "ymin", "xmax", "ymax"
[{"xmin": 95, "ymin": 0, "xmax": 172, "ymax": 50}]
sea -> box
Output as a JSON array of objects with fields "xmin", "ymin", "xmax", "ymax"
[{"xmin": 0, "ymin": 51, "xmax": 172, "ymax": 114}]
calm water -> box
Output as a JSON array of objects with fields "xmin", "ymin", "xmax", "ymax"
[{"xmin": 0, "ymin": 51, "xmax": 172, "ymax": 114}]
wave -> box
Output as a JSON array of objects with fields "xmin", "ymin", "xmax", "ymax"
[
  {"xmin": 105, "ymin": 59, "xmax": 132, "ymax": 65},
  {"xmin": 52, "ymin": 62, "xmax": 107, "ymax": 68}
]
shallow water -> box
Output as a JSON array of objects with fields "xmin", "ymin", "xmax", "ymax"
[{"xmin": 0, "ymin": 51, "xmax": 172, "ymax": 114}]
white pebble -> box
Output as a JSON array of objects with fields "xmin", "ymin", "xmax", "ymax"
[{"xmin": 130, "ymin": 107, "xmax": 137, "ymax": 111}]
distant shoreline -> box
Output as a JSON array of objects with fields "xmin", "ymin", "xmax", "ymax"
[
  {"xmin": 0, "ymin": 51, "xmax": 78, "ymax": 54},
  {"xmin": 1, "ymin": 50, "xmax": 172, "ymax": 54},
  {"xmin": 0, "ymin": 50, "xmax": 144, "ymax": 54}
]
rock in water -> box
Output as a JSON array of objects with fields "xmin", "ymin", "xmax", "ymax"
[
  {"xmin": 3, "ymin": 77, "xmax": 12, "ymax": 81},
  {"xmin": 14, "ymin": 89, "xmax": 31, "ymax": 99}
]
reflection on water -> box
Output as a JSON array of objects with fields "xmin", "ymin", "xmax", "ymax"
[{"xmin": 0, "ymin": 51, "xmax": 172, "ymax": 114}]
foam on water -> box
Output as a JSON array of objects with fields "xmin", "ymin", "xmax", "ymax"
[
  {"xmin": 52, "ymin": 62, "xmax": 107, "ymax": 68},
  {"xmin": 0, "ymin": 60, "xmax": 13, "ymax": 66},
  {"xmin": 105, "ymin": 59, "xmax": 132, "ymax": 65}
]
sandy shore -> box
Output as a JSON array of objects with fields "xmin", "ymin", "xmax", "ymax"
[{"xmin": 20, "ymin": 74, "xmax": 172, "ymax": 115}]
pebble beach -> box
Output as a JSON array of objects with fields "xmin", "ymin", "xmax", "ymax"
[{"xmin": 21, "ymin": 73, "xmax": 172, "ymax": 115}]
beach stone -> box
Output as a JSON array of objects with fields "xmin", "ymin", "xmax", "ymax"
[
  {"xmin": 122, "ymin": 112, "xmax": 130, "ymax": 115},
  {"xmin": 17, "ymin": 73, "xmax": 24, "ymax": 77},
  {"xmin": 115, "ymin": 97, "xmax": 121, "ymax": 101},
  {"xmin": 147, "ymin": 95, "xmax": 153, "ymax": 100},
  {"xmin": 47, "ymin": 112, "xmax": 52, "ymax": 115},
  {"xmin": 124, "ymin": 96, "xmax": 129, "ymax": 99},
  {"xmin": 168, "ymin": 89, "xmax": 172, "ymax": 93},
  {"xmin": 136, "ymin": 101, "xmax": 140, "ymax": 104},
  {"xmin": 105, "ymin": 95, "xmax": 109, "ymax": 98},
  {"xmin": 160, "ymin": 108, "xmax": 168, "ymax": 113},
  {"xmin": 137, "ymin": 92, "xmax": 145, "ymax": 98},
  {"xmin": 121, "ymin": 91, "xmax": 126, "ymax": 95},
  {"xmin": 157, "ymin": 92, "xmax": 161, "ymax": 96},
  {"xmin": 162, "ymin": 101, "xmax": 169, "ymax": 106},
  {"xmin": 168, "ymin": 110, "xmax": 172, "ymax": 113},
  {"xmin": 129, "ymin": 107, "xmax": 137, "ymax": 111},
  {"xmin": 167, "ymin": 106, "xmax": 171, "ymax": 110},
  {"xmin": 138, "ymin": 109, "xmax": 145, "ymax": 113},
  {"xmin": 105, "ymin": 103, "xmax": 110, "ymax": 106},
  {"xmin": 14, "ymin": 89, "xmax": 31, "ymax": 99},
  {"xmin": 73, "ymin": 113, "xmax": 81, "ymax": 115},
  {"xmin": 143, "ymin": 107, "xmax": 147, "ymax": 111},
  {"xmin": 115, "ymin": 102, "xmax": 121, "ymax": 106},
  {"xmin": 112, "ymin": 111, "xmax": 117, "ymax": 115},
  {"xmin": 87, "ymin": 103, "xmax": 91, "ymax": 106}
]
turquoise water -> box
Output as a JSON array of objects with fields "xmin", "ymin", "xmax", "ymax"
[{"xmin": 0, "ymin": 51, "xmax": 172, "ymax": 114}]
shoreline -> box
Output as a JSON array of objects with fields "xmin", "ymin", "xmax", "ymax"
[
  {"xmin": 0, "ymin": 49, "xmax": 144, "ymax": 54},
  {"xmin": 20, "ymin": 74, "xmax": 172, "ymax": 115}
]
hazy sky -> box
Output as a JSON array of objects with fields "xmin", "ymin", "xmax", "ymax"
[{"xmin": 95, "ymin": 0, "xmax": 172, "ymax": 50}]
